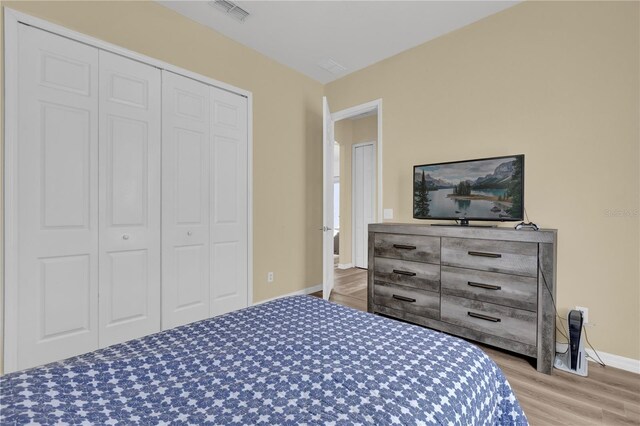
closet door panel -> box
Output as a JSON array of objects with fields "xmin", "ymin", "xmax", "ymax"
[
  {"xmin": 16, "ymin": 25, "xmax": 99, "ymax": 370},
  {"xmin": 354, "ymin": 146, "xmax": 364, "ymax": 267},
  {"xmin": 108, "ymin": 116, "xmax": 148, "ymax": 225},
  {"xmin": 98, "ymin": 51, "xmax": 161, "ymax": 347},
  {"xmin": 106, "ymin": 250, "xmax": 149, "ymax": 324},
  {"xmin": 162, "ymin": 71, "xmax": 211, "ymax": 329},
  {"xmin": 210, "ymin": 88, "xmax": 248, "ymax": 316},
  {"xmin": 353, "ymin": 143, "xmax": 375, "ymax": 269}
]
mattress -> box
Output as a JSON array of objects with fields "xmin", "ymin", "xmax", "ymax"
[{"xmin": 0, "ymin": 296, "xmax": 527, "ymax": 425}]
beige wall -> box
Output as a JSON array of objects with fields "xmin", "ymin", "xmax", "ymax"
[
  {"xmin": 334, "ymin": 116, "xmax": 377, "ymax": 266},
  {"xmin": 326, "ymin": 1, "xmax": 640, "ymax": 359},
  {"xmin": 0, "ymin": 0, "xmax": 325, "ymax": 372}
]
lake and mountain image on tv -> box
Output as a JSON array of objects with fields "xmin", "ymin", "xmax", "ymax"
[{"xmin": 413, "ymin": 155, "xmax": 524, "ymax": 221}]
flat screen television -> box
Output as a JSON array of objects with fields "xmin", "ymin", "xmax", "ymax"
[{"xmin": 413, "ymin": 155, "xmax": 524, "ymax": 223}]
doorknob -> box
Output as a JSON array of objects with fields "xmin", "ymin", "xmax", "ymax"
[
  {"xmin": 187, "ymin": 231, "xmax": 192, "ymax": 236},
  {"xmin": 319, "ymin": 226, "xmax": 333, "ymax": 232},
  {"xmin": 122, "ymin": 234, "xmax": 130, "ymax": 240}
]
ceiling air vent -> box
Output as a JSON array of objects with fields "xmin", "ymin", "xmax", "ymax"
[
  {"xmin": 209, "ymin": 0, "xmax": 250, "ymax": 22},
  {"xmin": 318, "ymin": 58, "xmax": 347, "ymax": 75}
]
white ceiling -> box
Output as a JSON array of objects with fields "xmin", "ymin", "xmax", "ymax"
[{"xmin": 159, "ymin": 1, "xmax": 519, "ymax": 84}]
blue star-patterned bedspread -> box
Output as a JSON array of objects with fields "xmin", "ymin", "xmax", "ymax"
[{"xmin": 0, "ymin": 296, "xmax": 527, "ymax": 425}]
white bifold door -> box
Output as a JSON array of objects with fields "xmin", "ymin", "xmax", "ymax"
[
  {"xmin": 15, "ymin": 26, "xmax": 162, "ymax": 368},
  {"xmin": 210, "ymin": 87, "xmax": 248, "ymax": 316},
  {"xmin": 162, "ymin": 73, "xmax": 249, "ymax": 327},
  {"xmin": 16, "ymin": 24, "xmax": 100, "ymax": 369},
  {"xmin": 162, "ymin": 72, "xmax": 211, "ymax": 329},
  {"xmin": 98, "ymin": 51, "xmax": 161, "ymax": 347},
  {"xmin": 10, "ymin": 23, "xmax": 248, "ymax": 372}
]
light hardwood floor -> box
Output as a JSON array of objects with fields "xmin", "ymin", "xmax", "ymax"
[{"xmin": 312, "ymin": 266, "xmax": 640, "ymax": 426}]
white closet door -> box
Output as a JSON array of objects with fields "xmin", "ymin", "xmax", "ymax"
[
  {"xmin": 210, "ymin": 88, "xmax": 248, "ymax": 316},
  {"xmin": 16, "ymin": 25, "xmax": 100, "ymax": 370},
  {"xmin": 353, "ymin": 143, "xmax": 375, "ymax": 269},
  {"xmin": 162, "ymin": 71, "xmax": 211, "ymax": 329},
  {"xmin": 98, "ymin": 51, "xmax": 161, "ymax": 347}
]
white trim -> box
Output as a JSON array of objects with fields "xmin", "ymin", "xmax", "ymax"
[
  {"xmin": 351, "ymin": 141, "xmax": 376, "ymax": 269},
  {"xmin": 331, "ymin": 99, "xmax": 380, "ymax": 121},
  {"xmin": 556, "ymin": 343, "xmax": 640, "ymax": 374},
  {"xmin": 331, "ymin": 99, "xmax": 383, "ymax": 227},
  {"xmin": 3, "ymin": 8, "xmax": 254, "ymax": 373},
  {"xmin": 3, "ymin": 8, "xmax": 20, "ymax": 374},
  {"xmin": 337, "ymin": 263, "xmax": 354, "ymax": 270},
  {"xmin": 377, "ymin": 101, "xmax": 383, "ymax": 225},
  {"xmin": 251, "ymin": 284, "xmax": 323, "ymax": 306},
  {"xmin": 246, "ymin": 95, "xmax": 254, "ymax": 307}
]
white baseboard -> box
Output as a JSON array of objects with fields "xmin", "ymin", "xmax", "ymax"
[
  {"xmin": 252, "ymin": 283, "xmax": 323, "ymax": 306},
  {"xmin": 337, "ymin": 263, "xmax": 353, "ymax": 270},
  {"xmin": 556, "ymin": 342, "xmax": 640, "ymax": 374}
]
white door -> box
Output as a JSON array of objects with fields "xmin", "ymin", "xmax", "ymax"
[
  {"xmin": 16, "ymin": 25, "xmax": 100, "ymax": 370},
  {"xmin": 210, "ymin": 87, "xmax": 248, "ymax": 316},
  {"xmin": 322, "ymin": 97, "xmax": 335, "ymax": 299},
  {"xmin": 98, "ymin": 51, "xmax": 161, "ymax": 347},
  {"xmin": 353, "ymin": 143, "xmax": 376, "ymax": 269},
  {"xmin": 162, "ymin": 71, "xmax": 211, "ymax": 329}
]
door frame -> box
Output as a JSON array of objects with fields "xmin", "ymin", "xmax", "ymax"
[
  {"xmin": 351, "ymin": 141, "xmax": 376, "ymax": 269},
  {"xmin": 2, "ymin": 8, "xmax": 254, "ymax": 373},
  {"xmin": 322, "ymin": 97, "xmax": 335, "ymax": 300},
  {"xmin": 330, "ymin": 99, "xmax": 383, "ymax": 273}
]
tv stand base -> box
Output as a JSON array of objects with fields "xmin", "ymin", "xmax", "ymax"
[{"xmin": 430, "ymin": 222, "xmax": 496, "ymax": 228}]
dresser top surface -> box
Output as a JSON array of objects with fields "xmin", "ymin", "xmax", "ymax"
[{"xmin": 369, "ymin": 223, "xmax": 557, "ymax": 244}]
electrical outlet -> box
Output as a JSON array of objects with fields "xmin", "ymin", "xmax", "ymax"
[
  {"xmin": 267, "ymin": 272, "xmax": 274, "ymax": 283},
  {"xmin": 575, "ymin": 306, "xmax": 588, "ymax": 324}
]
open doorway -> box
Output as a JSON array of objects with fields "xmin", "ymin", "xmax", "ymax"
[
  {"xmin": 334, "ymin": 114, "xmax": 377, "ymax": 270},
  {"xmin": 318, "ymin": 98, "xmax": 382, "ymax": 305}
]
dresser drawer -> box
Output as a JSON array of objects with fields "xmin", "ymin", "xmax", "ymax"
[
  {"xmin": 374, "ymin": 257, "xmax": 440, "ymax": 292},
  {"xmin": 374, "ymin": 282, "xmax": 440, "ymax": 320},
  {"xmin": 441, "ymin": 295, "xmax": 536, "ymax": 346},
  {"xmin": 374, "ymin": 233, "xmax": 440, "ymax": 264},
  {"xmin": 441, "ymin": 237, "xmax": 537, "ymax": 277},
  {"xmin": 441, "ymin": 266, "xmax": 537, "ymax": 311}
]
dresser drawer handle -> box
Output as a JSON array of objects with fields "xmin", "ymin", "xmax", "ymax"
[
  {"xmin": 393, "ymin": 244, "xmax": 417, "ymax": 250},
  {"xmin": 393, "ymin": 269, "xmax": 417, "ymax": 277},
  {"xmin": 392, "ymin": 294, "xmax": 416, "ymax": 303},
  {"xmin": 468, "ymin": 281, "xmax": 502, "ymax": 291},
  {"xmin": 467, "ymin": 311, "xmax": 501, "ymax": 322},
  {"xmin": 468, "ymin": 251, "xmax": 502, "ymax": 259}
]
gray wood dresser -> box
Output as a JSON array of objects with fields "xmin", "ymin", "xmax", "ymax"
[{"xmin": 367, "ymin": 223, "xmax": 557, "ymax": 374}]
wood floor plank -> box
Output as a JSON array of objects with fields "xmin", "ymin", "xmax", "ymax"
[
  {"xmin": 492, "ymin": 358, "xmax": 629, "ymax": 416},
  {"xmin": 588, "ymin": 364, "xmax": 640, "ymax": 396},
  {"xmin": 603, "ymin": 409, "xmax": 640, "ymax": 426},
  {"xmin": 518, "ymin": 397, "xmax": 596, "ymax": 426},
  {"xmin": 328, "ymin": 292, "xmax": 367, "ymax": 311},
  {"xmin": 508, "ymin": 375, "xmax": 605, "ymax": 423},
  {"xmin": 624, "ymin": 402, "xmax": 640, "ymax": 421}
]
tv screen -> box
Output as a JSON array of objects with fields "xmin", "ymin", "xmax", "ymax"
[{"xmin": 413, "ymin": 155, "xmax": 524, "ymax": 222}]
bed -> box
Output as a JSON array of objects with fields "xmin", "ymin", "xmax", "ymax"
[{"xmin": 0, "ymin": 296, "xmax": 527, "ymax": 425}]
